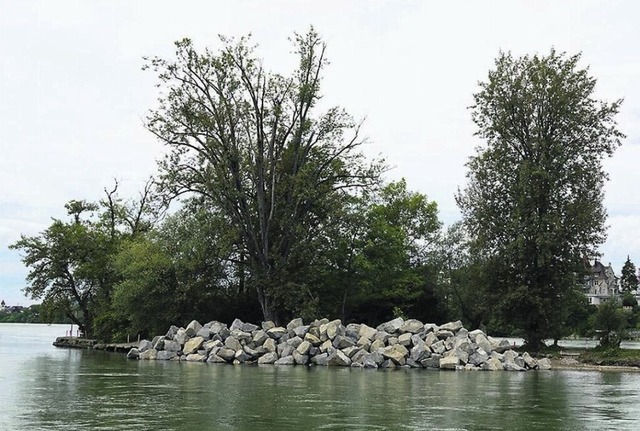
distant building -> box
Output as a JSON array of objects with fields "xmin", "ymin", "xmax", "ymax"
[
  {"xmin": 0, "ymin": 300, "xmax": 5, "ymax": 312},
  {"xmin": 584, "ymin": 260, "xmax": 619, "ymax": 305}
]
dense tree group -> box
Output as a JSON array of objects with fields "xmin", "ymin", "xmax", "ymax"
[{"xmin": 10, "ymin": 31, "xmax": 629, "ymax": 347}]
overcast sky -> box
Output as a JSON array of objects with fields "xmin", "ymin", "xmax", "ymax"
[{"xmin": 1, "ymin": 1, "xmax": 639, "ymax": 305}]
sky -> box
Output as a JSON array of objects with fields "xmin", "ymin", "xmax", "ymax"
[{"xmin": 1, "ymin": 1, "xmax": 639, "ymax": 305}]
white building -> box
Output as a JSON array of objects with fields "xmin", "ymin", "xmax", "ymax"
[{"xmin": 584, "ymin": 260, "xmax": 619, "ymax": 305}]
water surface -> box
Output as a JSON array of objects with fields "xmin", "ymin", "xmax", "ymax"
[{"xmin": 1, "ymin": 323, "xmax": 639, "ymax": 430}]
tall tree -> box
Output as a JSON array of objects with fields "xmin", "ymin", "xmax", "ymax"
[
  {"xmin": 145, "ymin": 29, "xmax": 382, "ymax": 323},
  {"xmin": 457, "ymin": 50, "xmax": 624, "ymax": 350},
  {"xmin": 620, "ymin": 256, "xmax": 638, "ymax": 292}
]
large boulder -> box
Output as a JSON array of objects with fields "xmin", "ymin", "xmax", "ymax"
[
  {"xmin": 358, "ymin": 324, "xmax": 378, "ymax": 341},
  {"xmin": 217, "ymin": 348, "xmax": 236, "ymax": 362},
  {"xmin": 286, "ymin": 318, "xmax": 304, "ymax": 331},
  {"xmin": 257, "ymin": 352, "xmax": 278, "ymax": 364},
  {"xmin": 381, "ymin": 344, "xmax": 409, "ymax": 365},
  {"xmin": 399, "ymin": 319, "xmax": 424, "ymax": 334},
  {"xmin": 267, "ymin": 327, "xmax": 287, "ymax": 340},
  {"xmin": 224, "ymin": 336, "xmax": 242, "ymax": 352},
  {"xmin": 164, "ymin": 340, "xmax": 181, "ymax": 352},
  {"xmin": 439, "ymin": 320, "xmax": 463, "ymax": 332},
  {"xmin": 157, "ymin": 350, "xmax": 177, "ymax": 361},
  {"xmin": 537, "ymin": 358, "xmax": 552, "ymax": 370},
  {"xmin": 127, "ymin": 348, "xmax": 140, "ymax": 360},
  {"xmin": 325, "ymin": 320, "xmax": 344, "ymax": 340},
  {"xmin": 139, "ymin": 348, "xmax": 158, "ymax": 360},
  {"xmin": 377, "ymin": 317, "xmax": 404, "ymax": 334},
  {"xmin": 439, "ymin": 355, "xmax": 460, "ymax": 370},
  {"xmin": 138, "ymin": 339, "xmax": 153, "ymax": 353},
  {"xmin": 185, "ymin": 320, "xmax": 203, "ymax": 337},
  {"xmin": 183, "ymin": 336, "xmax": 205, "ymax": 355},
  {"xmin": 185, "ymin": 353, "xmax": 206, "ymax": 362},
  {"xmin": 327, "ymin": 349, "xmax": 351, "ymax": 366},
  {"xmin": 333, "ymin": 335, "xmax": 355, "ymax": 350},
  {"xmin": 296, "ymin": 340, "xmax": 312, "ymax": 356},
  {"xmin": 174, "ymin": 328, "xmax": 189, "ymax": 346},
  {"xmin": 275, "ymin": 356, "xmax": 296, "ymax": 366}
]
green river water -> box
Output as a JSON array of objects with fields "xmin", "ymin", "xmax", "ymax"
[{"xmin": 1, "ymin": 323, "xmax": 638, "ymax": 430}]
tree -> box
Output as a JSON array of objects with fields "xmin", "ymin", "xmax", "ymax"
[
  {"xmin": 10, "ymin": 202, "xmax": 115, "ymax": 337},
  {"xmin": 145, "ymin": 29, "xmax": 382, "ymax": 323},
  {"xmin": 620, "ymin": 256, "xmax": 638, "ymax": 292},
  {"xmin": 595, "ymin": 299, "xmax": 627, "ymax": 349},
  {"xmin": 457, "ymin": 50, "xmax": 624, "ymax": 350}
]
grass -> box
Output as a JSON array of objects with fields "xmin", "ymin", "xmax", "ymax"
[{"xmin": 579, "ymin": 347, "xmax": 640, "ymax": 367}]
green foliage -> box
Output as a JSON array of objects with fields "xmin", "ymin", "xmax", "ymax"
[
  {"xmin": 595, "ymin": 300, "xmax": 627, "ymax": 349},
  {"xmin": 145, "ymin": 29, "xmax": 383, "ymax": 323},
  {"xmin": 620, "ymin": 256, "xmax": 638, "ymax": 292},
  {"xmin": 457, "ymin": 49, "xmax": 624, "ymax": 349}
]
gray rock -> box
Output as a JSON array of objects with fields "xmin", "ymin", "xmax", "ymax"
[
  {"xmin": 263, "ymin": 338, "xmax": 277, "ymax": 353},
  {"xmin": 275, "ymin": 355, "xmax": 295, "ymax": 366},
  {"xmin": 312, "ymin": 353, "xmax": 329, "ymax": 366},
  {"xmin": 286, "ymin": 336, "xmax": 303, "ymax": 349},
  {"xmin": 377, "ymin": 317, "xmax": 404, "ymax": 334},
  {"xmin": 468, "ymin": 349, "xmax": 489, "ymax": 366},
  {"xmin": 209, "ymin": 321, "xmax": 228, "ymax": 335},
  {"xmin": 234, "ymin": 350, "xmax": 250, "ymax": 363},
  {"xmin": 203, "ymin": 340, "xmax": 223, "ymax": 353},
  {"xmin": 165, "ymin": 325, "xmax": 179, "ymax": 340},
  {"xmin": 421, "ymin": 356, "xmax": 441, "ymax": 368},
  {"xmin": 230, "ymin": 329, "xmax": 252, "ymax": 343},
  {"xmin": 304, "ymin": 333, "xmax": 322, "ymax": 346},
  {"xmin": 139, "ymin": 348, "xmax": 158, "ymax": 360},
  {"xmin": 430, "ymin": 340, "xmax": 446, "ymax": 355},
  {"xmin": 296, "ymin": 340, "xmax": 312, "ymax": 355},
  {"xmin": 381, "ymin": 344, "xmax": 409, "ymax": 365},
  {"xmin": 345, "ymin": 323, "xmax": 361, "ymax": 340},
  {"xmin": 157, "ymin": 350, "xmax": 177, "ymax": 361},
  {"xmin": 153, "ymin": 337, "xmax": 165, "ymax": 351},
  {"xmin": 356, "ymin": 336, "xmax": 371, "ymax": 351},
  {"xmin": 174, "ymin": 328, "xmax": 189, "ymax": 346},
  {"xmin": 229, "ymin": 318, "xmax": 245, "ymax": 331},
  {"xmin": 522, "ymin": 352, "xmax": 538, "ymax": 369},
  {"xmin": 207, "ymin": 354, "xmax": 227, "ymax": 363},
  {"xmin": 319, "ymin": 340, "xmax": 333, "ymax": 353},
  {"xmin": 277, "ymin": 344, "xmax": 294, "ymax": 359},
  {"xmin": 399, "ymin": 319, "xmax": 424, "ymax": 334},
  {"xmin": 455, "ymin": 328, "xmax": 469, "ymax": 339},
  {"xmin": 439, "ymin": 355, "xmax": 460, "ymax": 370},
  {"xmin": 267, "ymin": 327, "xmax": 287, "ymax": 340},
  {"xmin": 398, "ymin": 333, "xmax": 412, "ymax": 347},
  {"xmin": 373, "ymin": 331, "xmax": 391, "ymax": 344},
  {"xmin": 138, "ymin": 339, "xmax": 153, "ymax": 353},
  {"xmin": 217, "ymin": 348, "xmax": 236, "ymax": 362},
  {"xmin": 370, "ymin": 339, "xmax": 385, "ymax": 352},
  {"xmin": 261, "ymin": 321, "xmax": 276, "ymax": 331},
  {"xmin": 341, "ymin": 346, "xmax": 360, "ymax": 358},
  {"xmin": 195, "ymin": 327, "xmax": 211, "ymax": 340},
  {"xmin": 327, "ymin": 349, "xmax": 351, "ymax": 366},
  {"xmin": 537, "ymin": 357, "xmax": 551, "ymax": 370},
  {"xmin": 406, "ymin": 358, "xmax": 422, "ymax": 368},
  {"xmin": 439, "ymin": 320, "xmax": 463, "ymax": 332},
  {"xmin": 410, "ymin": 342, "xmax": 430, "ymax": 362},
  {"xmin": 185, "ymin": 320, "xmax": 203, "ymax": 337},
  {"xmin": 293, "ymin": 325, "xmax": 310, "ymax": 338},
  {"xmin": 503, "ymin": 361, "xmax": 526, "ymax": 371},
  {"xmin": 503, "ymin": 350, "xmax": 519, "ymax": 363},
  {"xmin": 351, "ymin": 349, "xmax": 368, "ymax": 365},
  {"xmin": 163, "ymin": 340, "xmax": 181, "ymax": 352},
  {"xmin": 252, "ymin": 330, "xmax": 269, "ymax": 345},
  {"xmin": 257, "ymin": 352, "xmax": 278, "ymax": 364},
  {"xmin": 387, "ymin": 337, "xmax": 399, "ymax": 346},
  {"xmin": 241, "ymin": 322, "xmax": 258, "ymax": 333},
  {"xmin": 423, "ymin": 332, "xmax": 438, "ymax": 347},
  {"xmin": 127, "ymin": 348, "xmax": 140, "ymax": 360},
  {"xmin": 468, "ymin": 329, "xmax": 485, "ymax": 342},
  {"xmin": 286, "ymin": 318, "xmax": 304, "ymax": 331},
  {"xmin": 183, "ymin": 336, "xmax": 205, "ymax": 355},
  {"xmin": 358, "ymin": 324, "xmax": 378, "ymax": 341},
  {"xmin": 243, "ymin": 345, "xmax": 261, "ymax": 359},
  {"xmin": 475, "ymin": 333, "xmax": 493, "ymax": 354},
  {"xmin": 333, "ymin": 335, "xmax": 355, "ymax": 349},
  {"xmin": 293, "ymin": 350, "xmax": 309, "ymax": 365},
  {"xmin": 224, "ymin": 336, "xmax": 242, "ymax": 352},
  {"xmin": 325, "ymin": 319, "xmax": 343, "ymax": 340},
  {"xmin": 436, "ymin": 329, "xmax": 454, "ymax": 340},
  {"xmin": 185, "ymin": 353, "xmax": 206, "ymax": 362},
  {"xmin": 363, "ymin": 351, "xmax": 384, "ymax": 368}
]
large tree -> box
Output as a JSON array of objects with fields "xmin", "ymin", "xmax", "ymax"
[
  {"xmin": 145, "ymin": 29, "xmax": 382, "ymax": 323},
  {"xmin": 457, "ymin": 50, "xmax": 624, "ymax": 349},
  {"xmin": 620, "ymin": 256, "xmax": 638, "ymax": 292}
]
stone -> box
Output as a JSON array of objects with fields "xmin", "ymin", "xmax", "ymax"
[
  {"xmin": 293, "ymin": 325, "xmax": 310, "ymax": 338},
  {"xmin": 436, "ymin": 330, "xmax": 454, "ymax": 340},
  {"xmin": 230, "ymin": 329, "xmax": 252, "ymax": 343},
  {"xmin": 430, "ymin": 340, "xmax": 446, "ymax": 355},
  {"xmin": 380, "ymin": 359, "xmax": 396, "ymax": 369},
  {"xmin": 286, "ymin": 336, "xmax": 304, "ymax": 349},
  {"xmin": 439, "ymin": 320, "xmax": 463, "ymax": 332},
  {"xmin": 196, "ymin": 327, "xmax": 211, "ymax": 339},
  {"xmin": 293, "ymin": 350, "xmax": 309, "ymax": 365},
  {"xmin": 241, "ymin": 322, "xmax": 258, "ymax": 333},
  {"xmin": 263, "ymin": 338, "xmax": 277, "ymax": 353},
  {"xmin": 203, "ymin": 340, "xmax": 223, "ymax": 353},
  {"xmin": 185, "ymin": 353, "xmax": 206, "ymax": 362},
  {"xmin": 333, "ymin": 335, "xmax": 355, "ymax": 349},
  {"xmin": 341, "ymin": 346, "xmax": 360, "ymax": 358},
  {"xmin": 468, "ymin": 329, "xmax": 485, "ymax": 342},
  {"xmin": 398, "ymin": 333, "xmax": 413, "ymax": 347},
  {"xmin": 503, "ymin": 361, "xmax": 526, "ymax": 371},
  {"xmin": 381, "ymin": 344, "xmax": 409, "ymax": 365},
  {"xmin": 243, "ymin": 345, "xmax": 261, "ymax": 359},
  {"xmin": 267, "ymin": 327, "xmax": 287, "ymax": 340},
  {"xmin": 475, "ymin": 334, "xmax": 493, "ymax": 354},
  {"xmin": 351, "ymin": 349, "xmax": 368, "ymax": 365},
  {"xmin": 224, "ymin": 336, "xmax": 242, "ymax": 352},
  {"xmin": 326, "ymin": 319, "xmax": 343, "ymax": 340},
  {"xmin": 387, "ymin": 337, "xmax": 399, "ymax": 346},
  {"xmin": 439, "ymin": 355, "xmax": 460, "ymax": 370},
  {"xmin": 537, "ymin": 358, "xmax": 552, "ymax": 370},
  {"xmin": 207, "ymin": 354, "xmax": 227, "ymax": 363},
  {"xmin": 373, "ymin": 331, "xmax": 391, "ymax": 344},
  {"xmin": 209, "ymin": 321, "xmax": 228, "ymax": 335},
  {"xmin": 165, "ymin": 325, "xmax": 179, "ymax": 340},
  {"xmin": 370, "ymin": 339, "xmax": 385, "ymax": 352},
  {"xmin": 514, "ymin": 356, "xmax": 526, "ymax": 368},
  {"xmin": 139, "ymin": 348, "xmax": 158, "ymax": 360},
  {"xmin": 356, "ymin": 336, "xmax": 371, "ymax": 351},
  {"xmin": 377, "ymin": 317, "xmax": 404, "ymax": 334},
  {"xmin": 174, "ymin": 328, "xmax": 189, "ymax": 346},
  {"xmin": 185, "ymin": 320, "xmax": 203, "ymax": 337},
  {"xmin": 358, "ymin": 324, "xmax": 378, "ymax": 341},
  {"xmin": 252, "ymin": 330, "xmax": 268, "ymax": 345},
  {"xmin": 399, "ymin": 319, "xmax": 424, "ymax": 334},
  {"xmin": 153, "ymin": 337, "xmax": 165, "ymax": 351},
  {"xmin": 277, "ymin": 344, "xmax": 294, "ymax": 359},
  {"xmin": 229, "ymin": 318, "xmax": 245, "ymax": 331},
  {"xmin": 410, "ymin": 342, "xmax": 430, "ymax": 362},
  {"xmin": 319, "ymin": 340, "xmax": 333, "ymax": 353},
  {"xmin": 345, "ymin": 323, "xmax": 361, "ymax": 340},
  {"xmin": 503, "ymin": 350, "xmax": 519, "ymax": 363},
  {"xmin": 163, "ymin": 340, "xmax": 181, "ymax": 352},
  {"xmin": 423, "ymin": 332, "xmax": 438, "ymax": 347},
  {"xmin": 127, "ymin": 348, "xmax": 140, "ymax": 360},
  {"xmin": 156, "ymin": 350, "xmax": 177, "ymax": 360},
  {"xmin": 468, "ymin": 349, "xmax": 489, "ymax": 366},
  {"xmin": 261, "ymin": 321, "xmax": 276, "ymax": 331},
  {"xmin": 257, "ymin": 352, "xmax": 278, "ymax": 364},
  {"xmin": 421, "ymin": 357, "xmax": 441, "ymax": 368},
  {"xmin": 304, "ymin": 333, "xmax": 322, "ymax": 346},
  {"xmin": 296, "ymin": 340, "xmax": 312, "ymax": 356},
  {"xmin": 286, "ymin": 318, "xmax": 304, "ymax": 331},
  {"xmin": 455, "ymin": 328, "xmax": 469, "ymax": 339},
  {"xmin": 183, "ymin": 336, "xmax": 205, "ymax": 355},
  {"xmin": 522, "ymin": 352, "xmax": 538, "ymax": 369},
  {"xmin": 363, "ymin": 352, "xmax": 384, "ymax": 368},
  {"xmin": 464, "ymin": 364, "xmax": 480, "ymax": 371},
  {"xmin": 234, "ymin": 350, "xmax": 250, "ymax": 363},
  {"xmin": 275, "ymin": 356, "xmax": 296, "ymax": 366},
  {"xmin": 138, "ymin": 339, "xmax": 153, "ymax": 353},
  {"xmin": 217, "ymin": 348, "xmax": 236, "ymax": 362},
  {"xmin": 327, "ymin": 349, "xmax": 351, "ymax": 366},
  {"xmin": 312, "ymin": 353, "xmax": 329, "ymax": 366}
]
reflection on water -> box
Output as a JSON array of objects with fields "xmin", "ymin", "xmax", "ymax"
[{"xmin": 2, "ymin": 324, "xmax": 640, "ymax": 430}]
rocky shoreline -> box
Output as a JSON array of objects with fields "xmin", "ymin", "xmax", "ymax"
[{"xmin": 126, "ymin": 317, "xmax": 551, "ymax": 371}]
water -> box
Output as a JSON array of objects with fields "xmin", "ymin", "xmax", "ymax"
[{"xmin": 1, "ymin": 324, "xmax": 640, "ymax": 430}]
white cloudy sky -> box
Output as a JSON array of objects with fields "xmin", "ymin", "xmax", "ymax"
[{"xmin": 1, "ymin": 1, "xmax": 639, "ymax": 305}]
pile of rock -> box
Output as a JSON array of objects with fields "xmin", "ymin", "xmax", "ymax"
[{"xmin": 126, "ymin": 317, "xmax": 551, "ymax": 371}]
